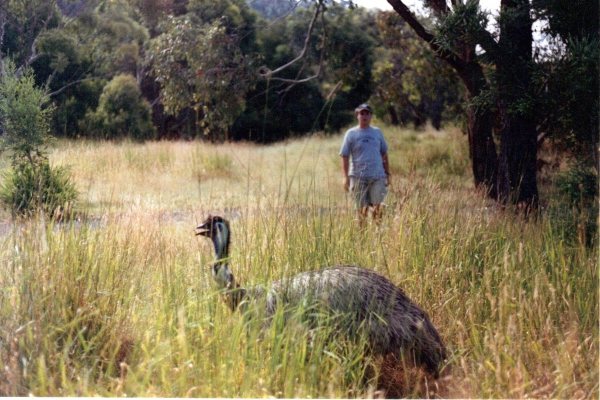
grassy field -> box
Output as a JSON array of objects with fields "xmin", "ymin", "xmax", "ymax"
[{"xmin": 0, "ymin": 123, "xmax": 597, "ymax": 398}]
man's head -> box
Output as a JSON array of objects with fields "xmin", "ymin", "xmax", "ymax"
[
  {"xmin": 354, "ymin": 103, "xmax": 372, "ymax": 115},
  {"xmin": 355, "ymin": 103, "xmax": 372, "ymax": 128}
]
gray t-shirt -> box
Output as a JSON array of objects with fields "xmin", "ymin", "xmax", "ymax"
[{"xmin": 339, "ymin": 125, "xmax": 388, "ymax": 179}]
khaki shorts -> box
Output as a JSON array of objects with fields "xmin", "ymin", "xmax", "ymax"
[{"xmin": 350, "ymin": 177, "xmax": 387, "ymax": 209}]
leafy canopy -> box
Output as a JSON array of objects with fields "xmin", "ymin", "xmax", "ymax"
[{"xmin": 0, "ymin": 62, "xmax": 55, "ymax": 162}]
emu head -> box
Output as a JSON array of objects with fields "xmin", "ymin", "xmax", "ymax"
[
  {"xmin": 195, "ymin": 215, "xmax": 234, "ymax": 290},
  {"xmin": 195, "ymin": 215, "xmax": 230, "ymax": 258}
]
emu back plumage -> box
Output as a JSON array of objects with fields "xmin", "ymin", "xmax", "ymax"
[{"xmin": 255, "ymin": 264, "xmax": 446, "ymax": 376}]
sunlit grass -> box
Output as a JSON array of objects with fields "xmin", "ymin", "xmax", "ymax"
[{"xmin": 0, "ymin": 125, "xmax": 597, "ymax": 398}]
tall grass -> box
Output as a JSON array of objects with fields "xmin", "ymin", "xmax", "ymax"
[{"xmin": 0, "ymin": 125, "xmax": 597, "ymax": 397}]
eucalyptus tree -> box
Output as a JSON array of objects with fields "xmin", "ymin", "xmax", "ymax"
[
  {"xmin": 0, "ymin": 0, "xmax": 153, "ymax": 138},
  {"xmin": 372, "ymin": 10, "xmax": 463, "ymax": 128},
  {"xmin": 0, "ymin": 0, "xmax": 104, "ymax": 87},
  {"xmin": 384, "ymin": 0, "xmax": 597, "ymax": 210},
  {"xmin": 232, "ymin": 2, "xmax": 377, "ymax": 142},
  {"xmin": 145, "ymin": 0, "xmax": 257, "ymax": 140}
]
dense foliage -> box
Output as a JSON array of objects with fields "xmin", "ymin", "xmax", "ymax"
[
  {"xmin": 0, "ymin": 0, "xmax": 596, "ymax": 205},
  {"xmin": 84, "ymin": 74, "xmax": 156, "ymax": 140},
  {"xmin": 0, "ymin": 62, "xmax": 78, "ymax": 217},
  {"xmin": 0, "ymin": 0, "xmax": 466, "ymax": 143},
  {"xmin": 0, "ymin": 159, "xmax": 78, "ymax": 218},
  {"xmin": 371, "ymin": 10, "xmax": 463, "ymax": 128}
]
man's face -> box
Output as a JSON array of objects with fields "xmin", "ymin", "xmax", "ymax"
[{"xmin": 357, "ymin": 110, "xmax": 372, "ymax": 127}]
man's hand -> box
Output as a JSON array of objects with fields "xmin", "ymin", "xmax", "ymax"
[{"xmin": 343, "ymin": 177, "xmax": 350, "ymax": 191}]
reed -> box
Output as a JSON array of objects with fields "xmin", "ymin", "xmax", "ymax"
[{"xmin": 0, "ymin": 124, "xmax": 596, "ymax": 397}]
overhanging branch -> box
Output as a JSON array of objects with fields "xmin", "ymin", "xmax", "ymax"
[
  {"xmin": 47, "ymin": 73, "xmax": 109, "ymax": 96},
  {"xmin": 258, "ymin": 2, "xmax": 325, "ymax": 83},
  {"xmin": 386, "ymin": 0, "xmax": 467, "ymax": 72}
]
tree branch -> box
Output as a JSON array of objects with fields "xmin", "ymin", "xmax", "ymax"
[
  {"xmin": 476, "ymin": 29, "xmax": 501, "ymax": 62},
  {"xmin": 15, "ymin": 2, "xmax": 55, "ymax": 78},
  {"xmin": 429, "ymin": 0, "xmax": 449, "ymax": 15},
  {"xmin": 0, "ymin": 22, "xmax": 6, "ymax": 77},
  {"xmin": 256, "ymin": 0, "xmax": 302, "ymax": 30},
  {"xmin": 386, "ymin": 0, "xmax": 466, "ymax": 72},
  {"xmin": 47, "ymin": 74, "xmax": 109, "ymax": 97},
  {"xmin": 258, "ymin": 2, "xmax": 322, "ymax": 79},
  {"xmin": 268, "ymin": 5, "xmax": 328, "ymax": 97}
]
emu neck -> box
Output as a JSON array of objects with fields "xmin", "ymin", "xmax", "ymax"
[
  {"xmin": 210, "ymin": 226, "xmax": 231, "ymax": 288},
  {"xmin": 212, "ymin": 260, "xmax": 245, "ymax": 312},
  {"xmin": 212, "ymin": 229, "xmax": 229, "ymax": 262},
  {"xmin": 213, "ymin": 237, "xmax": 229, "ymax": 264},
  {"xmin": 210, "ymin": 227, "xmax": 244, "ymax": 310}
]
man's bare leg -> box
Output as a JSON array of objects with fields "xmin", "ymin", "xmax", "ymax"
[
  {"xmin": 357, "ymin": 207, "xmax": 369, "ymax": 228},
  {"xmin": 372, "ymin": 203, "xmax": 383, "ymax": 223}
]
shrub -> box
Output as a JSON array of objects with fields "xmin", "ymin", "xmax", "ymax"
[
  {"xmin": 552, "ymin": 162, "xmax": 598, "ymax": 247},
  {"xmin": 0, "ymin": 63, "xmax": 79, "ymax": 219},
  {"xmin": 555, "ymin": 163, "xmax": 598, "ymax": 207},
  {"xmin": 0, "ymin": 158, "xmax": 78, "ymax": 218},
  {"xmin": 84, "ymin": 74, "xmax": 156, "ymax": 141}
]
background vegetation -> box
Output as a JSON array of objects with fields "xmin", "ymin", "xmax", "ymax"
[
  {"xmin": 0, "ymin": 124, "xmax": 597, "ymax": 397},
  {"xmin": 0, "ymin": 0, "xmax": 470, "ymax": 142},
  {"xmin": 0, "ymin": 1, "xmax": 597, "ymax": 397},
  {"xmin": 1, "ymin": 0, "xmax": 595, "ymax": 210}
]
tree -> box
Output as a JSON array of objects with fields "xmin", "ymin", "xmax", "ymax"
[
  {"xmin": 0, "ymin": 63, "xmax": 54, "ymax": 167},
  {"xmin": 372, "ymin": 10, "xmax": 464, "ymax": 128},
  {"xmin": 532, "ymin": 0, "xmax": 599, "ymax": 172},
  {"xmin": 0, "ymin": 0, "xmax": 154, "ymax": 139},
  {"xmin": 492, "ymin": 0, "xmax": 538, "ymax": 207},
  {"xmin": 147, "ymin": 0, "xmax": 257, "ymax": 140},
  {"xmin": 233, "ymin": 2, "xmax": 378, "ymax": 142},
  {"xmin": 0, "ymin": 62, "xmax": 77, "ymax": 218},
  {"xmin": 385, "ymin": 0, "xmax": 503, "ymax": 203},
  {"xmin": 0, "ymin": 0, "xmax": 103, "ymax": 88},
  {"xmin": 388, "ymin": 0, "xmax": 598, "ymax": 211},
  {"xmin": 84, "ymin": 74, "xmax": 156, "ymax": 140}
]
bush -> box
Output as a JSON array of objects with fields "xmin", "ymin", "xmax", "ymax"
[
  {"xmin": 555, "ymin": 163, "xmax": 598, "ymax": 207},
  {"xmin": 84, "ymin": 74, "xmax": 156, "ymax": 141},
  {"xmin": 552, "ymin": 163, "xmax": 599, "ymax": 247},
  {"xmin": 0, "ymin": 159, "xmax": 79, "ymax": 218}
]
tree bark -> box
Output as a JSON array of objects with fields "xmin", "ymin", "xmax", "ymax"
[
  {"xmin": 496, "ymin": 0, "xmax": 538, "ymax": 209},
  {"xmin": 388, "ymin": 105, "xmax": 400, "ymax": 126},
  {"xmin": 457, "ymin": 62, "xmax": 498, "ymax": 199}
]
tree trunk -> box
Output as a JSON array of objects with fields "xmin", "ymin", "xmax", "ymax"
[
  {"xmin": 458, "ymin": 62, "xmax": 499, "ymax": 199},
  {"xmin": 496, "ymin": 0, "xmax": 538, "ymax": 210},
  {"xmin": 497, "ymin": 107, "xmax": 538, "ymax": 208},
  {"xmin": 388, "ymin": 105, "xmax": 400, "ymax": 126}
]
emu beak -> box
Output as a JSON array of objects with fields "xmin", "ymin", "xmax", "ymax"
[{"xmin": 195, "ymin": 222, "xmax": 210, "ymax": 237}]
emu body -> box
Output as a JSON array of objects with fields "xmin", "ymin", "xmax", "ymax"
[{"xmin": 195, "ymin": 215, "xmax": 447, "ymax": 377}]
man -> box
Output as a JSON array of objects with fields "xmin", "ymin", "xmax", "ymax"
[{"xmin": 340, "ymin": 103, "xmax": 390, "ymax": 227}]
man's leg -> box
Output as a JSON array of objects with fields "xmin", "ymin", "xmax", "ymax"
[
  {"xmin": 372, "ymin": 203, "xmax": 383, "ymax": 222},
  {"xmin": 368, "ymin": 179, "xmax": 387, "ymax": 223},
  {"xmin": 357, "ymin": 206, "xmax": 369, "ymax": 228},
  {"xmin": 352, "ymin": 178, "xmax": 370, "ymax": 228}
]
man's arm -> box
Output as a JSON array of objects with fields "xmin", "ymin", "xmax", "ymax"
[
  {"xmin": 382, "ymin": 152, "xmax": 390, "ymax": 186},
  {"xmin": 342, "ymin": 155, "xmax": 350, "ymax": 191}
]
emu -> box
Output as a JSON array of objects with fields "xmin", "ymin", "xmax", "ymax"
[{"xmin": 195, "ymin": 215, "xmax": 447, "ymax": 380}]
